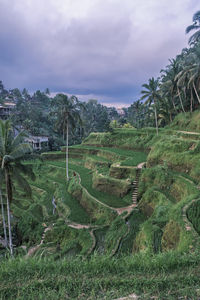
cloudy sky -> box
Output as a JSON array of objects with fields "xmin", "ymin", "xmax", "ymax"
[{"xmin": 0, "ymin": 0, "xmax": 199, "ymax": 107}]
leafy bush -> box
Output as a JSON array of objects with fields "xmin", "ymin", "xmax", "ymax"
[{"xmin": 187, "ymin": 199, "xmax": 200, "ymax": 234}]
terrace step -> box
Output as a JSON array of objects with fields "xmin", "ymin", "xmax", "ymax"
[{"xmin": 131, "ymin": 168, "xmax": 142, "ymax": 207}]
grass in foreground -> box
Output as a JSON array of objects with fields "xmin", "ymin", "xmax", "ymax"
[{"xmin": 0, "ymin": 252, "xmax": 200, "ymax": 299}]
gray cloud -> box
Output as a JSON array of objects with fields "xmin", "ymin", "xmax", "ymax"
[{"xmin": 0, "ymin": 0, "xmax": 199, "ymax": 106}]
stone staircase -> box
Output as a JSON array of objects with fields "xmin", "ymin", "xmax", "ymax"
[
  {"xmin": 115, "ymin": 165, "xmax": 144, "ymax": 216},
  {"xmin": 131, "ymin": 169, "xmax": 141, "ymax": 207}
]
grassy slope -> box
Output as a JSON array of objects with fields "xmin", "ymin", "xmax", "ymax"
[
  {"xmin": 0, "ymin": 253, "xmax": 200, "ymax": 300},
  {"xmin": 169, "ymin": 110, "xmax": 200, "ymax": 132},
  {"xmin": 2, "ymin": 120, "xmax": 200, "ymax": 299},
  {"xmin": 48, "ymin": 160, "xmax": 132, "ymax": 207}
]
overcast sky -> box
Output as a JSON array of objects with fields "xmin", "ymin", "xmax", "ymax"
[{"xmin": 0, "ymin": 0, "xmax": 199, "ymax": 107}]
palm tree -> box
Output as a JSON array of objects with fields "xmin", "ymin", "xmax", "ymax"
[
  {"xmin": 187, "ymin": 47, "xmax": 200, "ymax": 105},
  {"xmin": 0, "ymin": 120, "xmax": 35, "ymax": 255},
  {"xmin": 52, "ymin": 94, "xmax": 83, "ymax": 181},
  {"xmin": 158, "ymin": 97, "xmax": 174, "ymax": 125},
  {"xmin": 0, "ymin": 170, "xmax": 7, "ymax": 248},
  {"xmin": 186, "ymin": 11, "xmax": 200, "ymax": 45},
  {"xmin": 161, "ymin": 58, "xmax": 187, "ymax": 114},
  {"xmin": 141, "ymin": 77, "xmax": 161, "ymax": 135}
]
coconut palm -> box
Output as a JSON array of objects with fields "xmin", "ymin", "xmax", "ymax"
[
  {"xmin": 141, "ymin": 77, "xmax": 161, "ymax": 135},
  {"xmin": 161, "ymin": 58, "xmax": 187, "ymax": 114},
  {"xmin": 187, "ymin": 47, "xmax": 200, "ymax": 105},
  {"xmin": 52, "ymin": 94, "xmax": 83, "ymax": 181},
  {"xmin": 186, "ymin": 11, "xmax": 200, "ymax": 45},
  {"xmin": 0, "ymin": 170, "xmax": 7, "ymax": 248},
  {"xmin": 0, "ymin": 120, "xmax": 35, "ymax": 255}
]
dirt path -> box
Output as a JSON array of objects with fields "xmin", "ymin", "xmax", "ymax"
[
  {"xmin": 114, "ymin": 293, "xmax": 139, "ymax": 299},
  {"xmin": 26, "ymin": 225, "xmax": 52, "ymax": 257},
  {"xmin": 177, "ymin": 130, "xmax": 200, "ymax": 135},
  {"xmin": 137, "ymin": 162, "xmax": 146, "ymax": 169},
  {"xmin": 67, "ymin": 222, "xmax": 93, "ymax": 229},
  {"xmin": 115, "ymin": 203, "xmax": 137, "ymax": 216}
]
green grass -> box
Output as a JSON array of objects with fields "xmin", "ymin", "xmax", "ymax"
[
  {"xmin": 73, "ymin": 144, "xmax": 147, "ymax": 161},
  {"xmin": 57, "ymin": 181, "xmax": 92, "ymax": 224},
  {"xmin": 32, "ymin": 162, "xmax": 91, "ymax": 224},
  {"xmin": 86, "ymin": 155, "xmax": 110, "ymax": 162},
  {"xmin": 93, "ymin": 226, "xmax": 109, "ymax": 254},
  {"xmin": 0, "ymin": 253, "xmax": 200, "ymax": 299},
  {"xmin": 2, "ymin": 124, "xmax": 200, "ymax": 299},
  {"xmin": 47, "ymin": 160, "xmax": 132, "ymax": 208},
  {"xmin": 120, "ymin": 152, "xmax": 147, "ymax": 166},
  {"xmin": 169, "ymin": 110, "xmax": 200, "ymax": 132},
  {"xmin": 119, "ymin": 210, "xmax": 147, "ymax": 254},
  {"xmin": 187, "ymin": 199, "xmax": 200, "ymax": 234}
]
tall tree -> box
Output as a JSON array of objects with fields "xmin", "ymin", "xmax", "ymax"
[
  {"xmin": 52, "ymin": 94, "xmax": 83, "ymax": 181},
  {"xmin": 187, "ymin": 46, "xmax": 200, "ymax": 105},
  {"xmin": 0, "ymin": 120, "xmax": 35, "ymax": 255},
  {"xmin": 0, "ymin": 170, "xmax": 7, "ymax": 248},
  {"xmin": 186, "ymin": 11, "xmax": 200, "ymax": 45},
  {"xmin": 141, "ymin": 77, "xmax": 161, "ymax": 135}
]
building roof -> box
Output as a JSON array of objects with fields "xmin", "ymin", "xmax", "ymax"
[{"xmin": 26, "ymin": 136, "xmax": 49, "ymax": 143}]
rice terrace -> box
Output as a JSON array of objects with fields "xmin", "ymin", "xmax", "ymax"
[{"xmin": 1, "ymin": 3, "xmax": 200, "ymax": 300}]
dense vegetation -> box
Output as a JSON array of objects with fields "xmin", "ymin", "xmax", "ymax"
[{"xmin": 1, "ymin": 121, "xmax": 200, "ymax": 298}]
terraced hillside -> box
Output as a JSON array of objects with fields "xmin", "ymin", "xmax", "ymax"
[
  {"xmin": 0, "ymin": 142, "xmax": 148, "ymax": 258},
  {"xmin": 1, "ymin": 126, "xmax": 198, "ymax": 259},
  {"xmin": 1, "ymin": 124, "xmax": 200, "ymax": 299}
]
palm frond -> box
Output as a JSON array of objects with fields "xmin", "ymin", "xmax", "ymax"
[
  {"xmin": 188, "ymin": 30, "xmax": 200, "ymax": 45},
  {"xmin": 13, "ymin": 172, "xmax": 32, "ymax": 197},
  {"xmin": 9, "ymin": 143, "xmax": 32, "ymax": 160},
  {"xmin": 14, "ymin": 163, "xmax": 36, "ymax": 181},
  {"xmin": 12, "ymin": 131, "xmax": 28, "ymax": 149},
  {"xmin": 1, "ymin": 155, "xmax": 13, "ymax": 168},
  {"xmin": 141, "ymin": 84, "xmax": 150, "ymax": 90},
  {"xmin": 193, "ymin": 10, "xmax": 200, "ymax": 23},
  {"xmin": 186, "ymin": 24, "xmax": 199, "ymax": 34}
]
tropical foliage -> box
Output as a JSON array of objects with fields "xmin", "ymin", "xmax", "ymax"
[
  {"xmin": 51, "ymin": 94, "xmax": 83, "ymax": 180},
  {"xmin": 126, "ymin": 11, "xmax": 200, "ymax": 130},
  {"xmin": 0, "ymin": 120, "xmax": 35, "ymax": 254}
]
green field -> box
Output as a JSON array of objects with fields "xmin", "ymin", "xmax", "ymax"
[
  {"xmin": 1, "ymin": 252, "xmax": 200, "ymax": 299},
  {"xmin": 1, "ymin": 126, "xmax": 200, "ymax": 300}
]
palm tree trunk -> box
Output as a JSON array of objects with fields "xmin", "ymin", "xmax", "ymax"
[
  {"xmin": 154, "ymin": 106, "xmax": 158, "ymax": 136},
  {"xmin": 5, "ymin": 169, "xmax": 13, "ymax": 256},
  {"xmin": 0, "ymin": 188, "xmax": 8, "ymax": 247},
  {"xmin": 171, "ymin": 96, "xmax": 177, "ymax": 112},
  {"xmin": 6, "ymin": 195, "xmax": 13, "ymax": 255},
  {"xmin": 193, "ymin": 82, "xmax": 200, "ymax": 104},
  {"xmin": 66, "ymin": 121, "xmax": 69, "ymax": 181},
  {"xmin": 177, "ymin": 87, "xmax": 186, "ymax": 113},
  {"xmin": 190, "ymin": 88, "xmax": 193, "ymax": 112},
  {"xmin": 169, "ymin": 112, "xmax": 172, "ymax": 123}
]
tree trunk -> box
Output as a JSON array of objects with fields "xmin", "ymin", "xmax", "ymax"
[
  {"xmin": 190, "ymin": 88, "xmax": 193, "ymax": 112},
  {"xmin": 0, "ymin": 188, "xmax": 8, "ymax": 247},
  {"xmin": 171, "ymin": 96, "xmax": 177, "ymax": 112},
  {"xmin": 169, "ymin": 112, "xmax": 172, "ymax": 123},
  {"xmin": 5, "ymin": 169, "xmax": 13, "ymax": 256},
  {"xmin": 193, "ymin": 82, "xmax": 200, "ymax": 104},
  {"xmin": 154, "ymin": 106, "xmax": 158, "ymax": 136},
  {"xmin": 177, "ymin": 87, "xmax": 186, "ymax": 113},
  {"xmin": 66, "ymin": 121, "xmax": 69, "ymax": 181}
]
